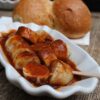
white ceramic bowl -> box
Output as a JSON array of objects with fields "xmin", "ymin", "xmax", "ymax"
[{"xmin": 0, "ymin": 18, "xmax": 100, "ymax": 99}]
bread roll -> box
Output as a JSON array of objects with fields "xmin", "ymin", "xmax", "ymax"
[
  {"xmin": 53, "ymin": 0, "xmax": 92, "ymax": 38},
  {"xmin": 13, "ymin": 0, "xmax": 92, "ymax": 39},
  {"xmin": 13, "ymin": 0, "xmax": 54, "ymax": 27}
]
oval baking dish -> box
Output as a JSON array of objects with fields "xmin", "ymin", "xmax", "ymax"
[{"xmin": 0, "ymin": 20, "xmax": 100, "ymax": 99}]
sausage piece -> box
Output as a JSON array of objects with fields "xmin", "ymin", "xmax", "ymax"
[
  {"xmin": 14, "ymin": 51, "xmax": 40, "ymax": 70},
  {"xmin": 16, "ymin": 26, "xmax": 38, "ymax": 43},
  {"xmin": 5, "ymin": 35, "xmax": 26, "ymax": 53},
  {"xmin": 5, "ymin": 35, "xmax": 40, "ymax": 70},
  {"xmin": 37, "ymin": 46, "xmax": 57, "ymax": 66},
  {"xmin": 51, "ymin": 39, "xmax": 69, "ymax": 61},
  {"xmin": 23, "ymin": 63, "xmax": 50, "ymax": 84},
  {"xmin": 16, "ymin": 26, "xmax": 53, "ymax": 43},
  {"xmin": 49, "ymin": 59, "xmax": 73, "ymax": 85}
]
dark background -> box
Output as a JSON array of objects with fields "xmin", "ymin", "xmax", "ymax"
[
  {"xmin": 0, "ymin": 0, "xmax": 100, "ymax": 12},
  {"xmin": 83, "ymin": 0, "xmax": 100, "ymax": 12}
]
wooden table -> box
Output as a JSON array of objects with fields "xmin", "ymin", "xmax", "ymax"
[{"xmin": 0, "ymin": 11, "xmax": 100, "ymax": 100}]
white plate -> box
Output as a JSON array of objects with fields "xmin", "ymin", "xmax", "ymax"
[{"xmin": 0, "ymin": 21, "xmax": 99, "ymax": 99}]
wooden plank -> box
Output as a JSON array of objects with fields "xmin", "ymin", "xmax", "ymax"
[{"xmin": 0, "ymin": 11, "xmax": 12, "ymax": 17}]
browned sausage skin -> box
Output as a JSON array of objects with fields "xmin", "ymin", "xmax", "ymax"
[
  {"xmin": 37, "ymin": 46, "xmax": 57, "ymax": 66},
  {"xmin": 16, "ymin": 26, "xmax": 38, "ymax": 43},
  {"xmin": 51, "ymin": 39, "xmax": 69, "ymax": 61},
  {"xmin": 5, "ymin": 34, "xmax": 40, "ymax": 70},
  {"xmin": 49, "ymin": 59, "xmax": 73, "ymax": 85},
  {"xmin": 23, "ymin": 63, "xmax": 50, "ymax": 84},
  {"xmin": 16, "ymin": 26, "xmax": 53, "ymax": 44}
]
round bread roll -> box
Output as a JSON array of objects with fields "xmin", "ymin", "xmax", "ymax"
[
  {"xmin": 53, "ymin": 0, "xmax": 92, "ymax": 38},
  {"xmin": 13, "ymin": 0, "xmax": 54, "ymax": 27}
]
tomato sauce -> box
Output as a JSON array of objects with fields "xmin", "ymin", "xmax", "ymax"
[{"xmin": 0, "ymin": 30, "xmax": 81, "ymax": 89}]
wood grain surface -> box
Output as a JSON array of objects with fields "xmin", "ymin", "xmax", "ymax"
[{"xmin": 0, "ymin": 11, "xmax": 100, "ymax": 100}]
